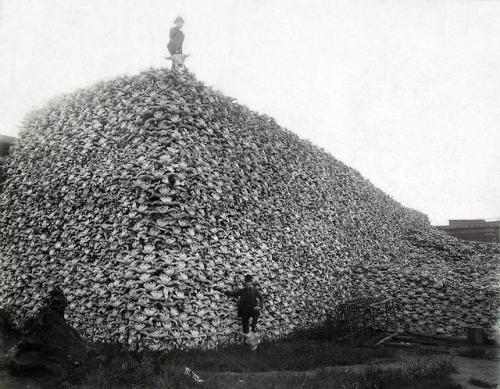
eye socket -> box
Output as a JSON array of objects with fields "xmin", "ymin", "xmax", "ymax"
[{"xmin": 168, "ymin": 174, "xmax": 177, "ymax": 186}]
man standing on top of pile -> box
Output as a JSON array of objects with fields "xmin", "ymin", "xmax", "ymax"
[
  {"xmin": 167, "ymin": 16, "xmax": 188, "ymax": 72},
  {"xmin": 225, "ymin": 274, "xmax": 265, "ymax": 336},
  {"xmin": 168, "ymin": 16, "xmax": 185, "ymax": 55}
]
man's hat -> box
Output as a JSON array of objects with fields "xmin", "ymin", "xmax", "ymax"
[{"xmin": 174, "ymin": 16, "xmax": 185, "ymax": 23}]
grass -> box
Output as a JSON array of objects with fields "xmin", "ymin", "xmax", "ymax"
[
  {"xmin": 0, "ymin": 368, "xmax": 56, "ymax": 389},
  {"xmin": 75, "ymin": 321, "xmax": 394, "ymax": 381},
  {"xmin": 69, "ymin": 337, "xmax": 394, "ymax": 388},
  {"xmin": 77, "ymin": 357, "xmax": 462, "ymax": 389},
  {"xmin": 356, "ymin": 358, "xmax": 462, "ymax": 389},
  {"xmin": 457, "ymin": 347, "xmax": 495, "ymax": 360},
  {"xmin": 0, "ymin": 317, "xmax": 462, "ymax": 389},
  {"xmin": 164, "ymin": 339, "xmax": 395, "ymax": 373}
]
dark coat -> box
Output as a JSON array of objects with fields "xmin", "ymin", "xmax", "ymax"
[
  {"xmin": 227, "ymin": 286, "xmax": 264, "ymax": 317},
  {"xmin": 168, "ymin": 27, "xmax": 184, "ymax": 55}
]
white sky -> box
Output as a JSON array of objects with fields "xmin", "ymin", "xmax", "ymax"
[{"xmin": 0, "ymin": 0, "xmax": 499, "ymax": 225}]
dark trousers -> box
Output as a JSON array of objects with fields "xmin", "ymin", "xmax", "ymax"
[{"xmin": 241, "ymin": 308, "xmax": 260, "ymax": 333}]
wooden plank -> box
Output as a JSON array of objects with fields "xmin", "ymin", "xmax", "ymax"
[
  {"xmin": 393, "ymin": 335, "xmax": 450, "ymax": 346},
  {"xmin": 405, "ymin": 331, "xmax": 468, "ymax": 343},
  {"xmin": 384, "ymin": 342, "xmax": 451, "ymax": 354},
  {"xmin": 376, "ymin": 331, "xmax": 400, "ymax": 346}
]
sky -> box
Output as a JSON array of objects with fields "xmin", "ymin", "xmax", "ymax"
[{"xmin": 0, "ymin": 0, "xmax": 499, "ymax": 225}]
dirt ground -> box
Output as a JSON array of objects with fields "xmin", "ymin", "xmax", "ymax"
[
  {"xmin": 349, "ymin": 351, "xmax": 499, "ymax": 389},
  {"xmin": 449, "ymin": 355, "xmax": 499, "ymax": 389}
]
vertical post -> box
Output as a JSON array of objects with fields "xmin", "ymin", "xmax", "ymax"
[{"xmin": 385, "ymin": 300, "xmax": 389, "ymax": 332}]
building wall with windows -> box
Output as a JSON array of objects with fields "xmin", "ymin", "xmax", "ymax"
[{"xmin": 437, "ymin": 219, "xmax": 500, "ymax": 243}]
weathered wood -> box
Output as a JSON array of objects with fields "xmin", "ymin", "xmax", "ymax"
[
  {"xmin": 405, "ymin": 331, "xmax": 468, "ymax": 344},
  {"xmin": 376, "ymin": 331, "xmax": 400, "ymax": 346}
]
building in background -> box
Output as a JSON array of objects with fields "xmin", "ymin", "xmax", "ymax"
[
  {"xmin": 0, "ymin": 135, "xmax": 16, "ymax": 157},
  {"xmin": 437, "ymin": 220, "xmax": 500, "ymax": 243},
  {"xmin": 0, "ymin": 135, "xmax": 16, "ymax": 187}
]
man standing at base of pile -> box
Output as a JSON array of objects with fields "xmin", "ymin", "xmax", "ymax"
[{"xmin": 225, "ymin": 275, "xmax": 265, "ymax": 336}]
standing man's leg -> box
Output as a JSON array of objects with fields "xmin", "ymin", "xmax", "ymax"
[
  {"xmin": 241, "ymin": 313, "xmax": 250, "ymax": 334},
  {"xmin": 172, "ymin": 57, "xmax": 179, "ymax": 72},
  {"xmin": 251, "ymin": 309, "xmax": 260, "ymax": 332}
]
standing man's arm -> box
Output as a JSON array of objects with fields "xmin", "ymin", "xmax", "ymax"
[{"xmin": 225, "ymin": 288, "xmax": 242, "ymax": 298}]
